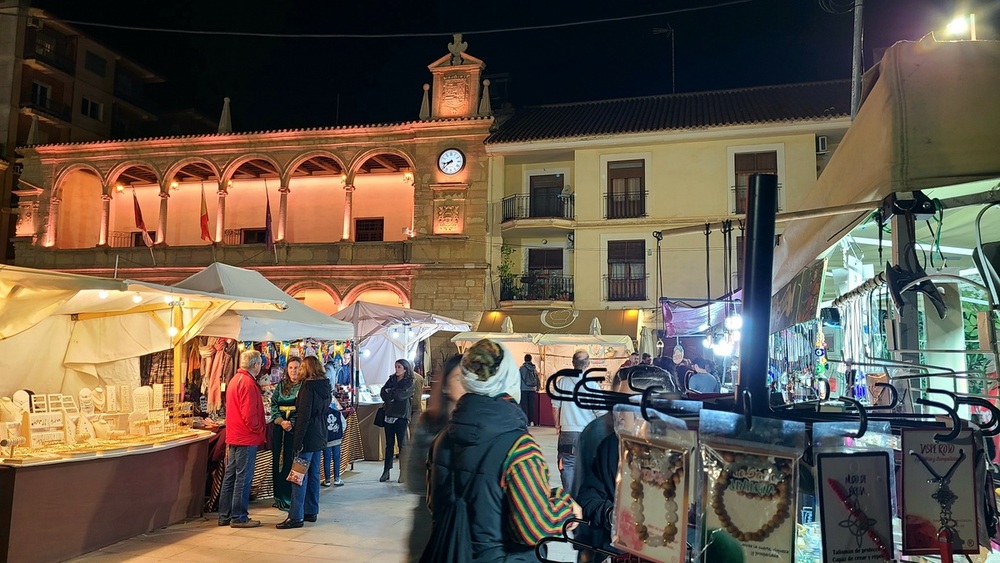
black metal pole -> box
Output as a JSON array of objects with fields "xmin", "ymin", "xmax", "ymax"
[{"xmin": 737, "ymin": 174, "xmax": 778, "ymax": 417}]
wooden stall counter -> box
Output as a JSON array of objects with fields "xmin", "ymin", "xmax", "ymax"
[{"xmin": 0, "ymin": 432, "xmax": 210, "ymax": 563}]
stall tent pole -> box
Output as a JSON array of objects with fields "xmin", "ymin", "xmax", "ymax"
[
  {"xmin": 736, "ymin": 174, "xmax": 778, "ymax": 417},
  {"xmin": 890, "ymin": 208, "xmax": 918, "ymax": 411}
]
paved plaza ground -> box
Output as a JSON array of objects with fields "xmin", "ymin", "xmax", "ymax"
[{"xmin": 69, "ymin": 426, "xmax": 576, "ymax": 563}]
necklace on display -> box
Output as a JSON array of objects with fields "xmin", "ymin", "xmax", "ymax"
[
  {"xmin": 710, "ymin": 451, "xmax": 793, "ymax": 543},
  {"xmin": 626, "ymin": 442, "xmax": 685, "ymax": 546},
  {"xmin": 909, "ymin": 449, "xmax": 966, "ymax": 541}
]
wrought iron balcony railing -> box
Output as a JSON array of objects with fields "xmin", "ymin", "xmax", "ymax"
[
  {"xmin": 501, "ymin": 194, "xmax": 574, "ymax": 222},
  {"xmin": 605, "ymin": 274, "xmax": 648, "ymax": 301},
  {"xmin": 603, "ymin": 192, "xmax": 648, "ymax": 219},
  {"xmin": 500, "ymin": 273, "xmax": 574, "ymax": 302},
  {"xmin": 20, "ymin": 99, "xmax": 72, "ymax": 123}
]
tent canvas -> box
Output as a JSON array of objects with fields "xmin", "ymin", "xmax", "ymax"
[
  {"xmin": 772, "ymin": 38, "xmax": 1000, "ymax": 292},
  {"xmin": 333, "ymin": 301, "xmax": 471, "ymax": 387},
  {"xmin": 0, "ymin": 265, "xmax": 286, "ymax": 398},
  {"xmin": 173, "ymin": 262, "xmax": 354, "ymax": 342}
]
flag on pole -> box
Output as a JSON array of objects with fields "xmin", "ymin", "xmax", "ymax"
[
  {"xmin": 264, "ymin": 189, "xmax": 275, "ymax": 251},
  {"xmin": 200, "ymin": 186, "xmax": 212, "ymax": 241},
  {"xmin": 132, "ymin": 191, "xmax": 154, "ymax": 247}
]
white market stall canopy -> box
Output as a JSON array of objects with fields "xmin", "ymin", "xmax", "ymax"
[
  {"xmin": 772, "ymin": 37, "xmax": 1000, "ymax": 292},
  {"xmin": 173, "ymin": 263, "xmax": 354, "ymax": 342},
  {"xmin": 0, "ymin": 264, "xmax": 286, "ymax": 397},
  {"xmin": 333, "ymin": 301, "xmax": 471, "ymax": 386}
]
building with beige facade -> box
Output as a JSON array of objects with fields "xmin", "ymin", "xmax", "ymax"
[
  {"xmin": 482, "ymin": 82, "xmax": 852, "ymax": 339},
  {"xmin": 12, "ymin": 36, "xmax": 495, "ymax": 357},
  {"xmin": 0, "ymin": 0, "xmax": 163, "ymax": 263}
]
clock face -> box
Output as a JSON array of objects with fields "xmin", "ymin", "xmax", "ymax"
[{"xmin": 438, "ymin": 149, "xmax": 465, "ymax": 175}]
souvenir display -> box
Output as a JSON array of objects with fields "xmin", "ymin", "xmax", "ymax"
[
  {"xmin": 106, "ymin": 386, "xmax": 118, "ymax": 412},
  {"xmin": 612, "ymin": 404, "xmax": 696, "ymax": 563},
  {"xmin": 12, "ymin": 390, "xmax": 31, "ymax": 414},
  {"xmin": 699, "ymin": 410, "xmax": 806, "ymax": 563},
  {"xmin": 79, "ymin": 389, "xmax": 95, "ymax": 415},
  {"xmin": 817, "ymin": 452, "xmax": 894, "ymax": 562},
  {"xmin": 901, "ymin": 429, "xmax": 979, "ymax": 555},
  {"xmin": 91, "ymin": 387, "xmax": 106, "ymax": 412},
  {"xmin": 152, "ymin": 384, "xmax": 164, "ymax": 410},
  {"xmin": 0, "ymin": 397, "xmax": 20, "ymax": 422}
]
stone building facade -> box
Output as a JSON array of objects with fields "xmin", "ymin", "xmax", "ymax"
[{"xmin": 12, "ymin": 36, "xmax": 495, "ymax": 340}]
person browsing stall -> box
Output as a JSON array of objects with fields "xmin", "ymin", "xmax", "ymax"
[
  {"xmin": 269, "ymin": 355, "xmax": 302, "ymax": 511},
  {"xmin": 218, "ymin": 350, "xmax": 267, "ymax": 528}
]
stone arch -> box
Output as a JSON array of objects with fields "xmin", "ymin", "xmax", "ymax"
[
  {"xmin": 53, "ymin": 162, "xmax": 104, "ymax": 199},
  {"xmin": 342, "ymin": 280, "xmax": 410, "ymax": 308},
  {"xmin": 106, "ymin": 160, "xmax": 163, "ymax": 192},
  {"xmin": 283, "ymin": 150, "xmax": 348, "ymax": 186},
  {"xmin": 283, "ymin": 280, "xmax": 342, "ymax": 316},
  {"xmin": 221, "ymin": 153, "xmax": 282, "ymax": 187},
  {"xmin": 163, "ymin": 157, "xmax": 222, "ymax": 185},
  {"xmin": 346, "ymin": 147, "xmax": 417, "ymax": 179}
]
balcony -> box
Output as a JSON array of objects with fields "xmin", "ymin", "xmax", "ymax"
[
  {"xmin": 20, "ymin": 99, "xmax": 72, "ymax": 125},
  {"xmin": 501, "ymin": 194, "xmax": 574, "ymax": 222},
  {"xmin": 23, "ymin": 44, "xmax": 76, "ymax": 76},
  {"xmin": 500, "ymin": 273, "xmax": 574, "ymax": 307},
  {"xmin": 605, "ymin": 274, "xmax": 648, "ymax": 301},
  {"xmin": 604, "ymin": 192, "xmax": 648, "ymax": 220},
  {"xmin": 731, "ymin": 183, "xmax": 783, "ymax": 214}
]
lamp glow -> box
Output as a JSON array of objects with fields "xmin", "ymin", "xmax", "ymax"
[
  {"xmin": 98, "ymin": 290, "xmax": 109, "ymax": 299},
  {"xmin": 132, "ymin": 294, "xmax": 142, "ymax": 303},
  {"xmin": 946, "ymin": 14, "xmax": 976, "ymax": 40},
  {"xmin": 167, "ymin": 326, "xmax": 179, "ymax": 337},
  {"xmin": 724, "ymin": 314, "xmax": 743, "ymax": 331}
]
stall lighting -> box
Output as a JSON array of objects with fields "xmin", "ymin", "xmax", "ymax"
[
  {"xmin": 132, "ymin": 294, "xmax": 143, "ymax": 304},
  {"xmin": 703, "ymin": 335, "xmax": 713, "ymax": 349},
  {"xmin": 362, "ymin": 349, "xmax": 371, "ymax": 358},
  {"xmin": 167, "ymin": 326, "xmax": 179, "ymax": 337},
  {"xmin": 98, "ymin": 290, "xmax": 109, "ymax": 300},
  {"xmin": 724, "ymin": 314, "xmax": 743, "ymax": 331}
]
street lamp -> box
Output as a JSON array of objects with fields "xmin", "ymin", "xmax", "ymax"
[{"xmin": 946, "ymin": 14, "xmax": 977, "ymax": 40}]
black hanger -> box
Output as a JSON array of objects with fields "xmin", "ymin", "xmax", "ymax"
[
  {"xmin": 838, "ymin": 397, "xmax": 868, "ymax": 439},
  {"xmin": 534, "ymin": 519, "xmax": 618, "ymax": 563}
]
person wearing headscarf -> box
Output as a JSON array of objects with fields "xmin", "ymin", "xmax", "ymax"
[{"xmin": 422, "ymin": 339, "xmax": 581, "ymax": 562}]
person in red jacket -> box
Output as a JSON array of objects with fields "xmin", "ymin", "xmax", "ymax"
[{"xmin": 218, "ymin": 349, "xmax": 267, "ymax": 528}]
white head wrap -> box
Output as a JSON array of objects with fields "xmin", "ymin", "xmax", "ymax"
[{"xmin": 461, "ymin": 340, "xmax": 521, "ymax": 403}]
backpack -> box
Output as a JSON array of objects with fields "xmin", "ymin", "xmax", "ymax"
[
  {"xmin": 420, "ymin": 430, "xmax": 523, "ymax": 563},
  {"xmin": 325, "ymin": 406, "xmax": 344, "ymax": 446}
]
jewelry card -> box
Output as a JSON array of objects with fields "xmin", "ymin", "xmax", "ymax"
[
  {"xmin": 702, "ymin": 447, "xmax": 797, "ymax": 562},
  {"xmin": 817, "ymin": 451, "xmax": 894, "ymax": 562},
  {"xmin": 612, "ymin": 437, "xmax": 690, "ymax": 563},
  {"xmin": 901, "ymin": 429, "xmax": 978, "ymax": 555}
]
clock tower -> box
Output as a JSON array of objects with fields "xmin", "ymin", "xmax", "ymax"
[{"xmin": 421, "ymin": 34, "xmax": 488, "ymax": 120}]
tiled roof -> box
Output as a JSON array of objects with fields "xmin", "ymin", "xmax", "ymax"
[{"xmin": 486, "ymin": 80, "xmax": 851, "ymax": 144}]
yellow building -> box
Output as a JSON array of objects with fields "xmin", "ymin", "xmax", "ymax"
[{"xmin": 483, "ymin": 82, "xmax": 852, "ymax": 338}]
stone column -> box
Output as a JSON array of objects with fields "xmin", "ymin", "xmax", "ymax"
[
  {"xmin": 156, "ymin": 191, "xmax": 169, "ymax": 245},
  {"xmin": 98, "ymin": 194, "xmax": 112, "ymax": 246},
  {"xmin": 277, "ymin": 185, "xmax": 290, "ymax": 241},
  {"xmin": 215, "ymin": 189, "xmax": 227, "ymax": 243},
  {"xmin": 342, "ymin": 184, "xmax": 355, "ymax": 241},
  {"xmin": 44, "ymin": 197, "xmax": 61, "ymax": 247}
]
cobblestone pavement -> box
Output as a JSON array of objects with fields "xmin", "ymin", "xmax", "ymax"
[{"xmin": 69, "ymin": 426, "xmax": 577, "ymax": 562}]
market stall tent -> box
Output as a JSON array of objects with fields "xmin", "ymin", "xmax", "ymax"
[
  {"xmin": 0, "ymin": 264, "xmax": 286, "ymax": 398},
  {"xmin": 772, "ymin": 37, "xmax": 1000, "ymax": 292},
  {"xmin": 173, "ymin": 262, "xmax": 354, "ymax": 342},
  {"xmin": 333, "ymin": 301, "xmax": 470, "ymax": 386}
]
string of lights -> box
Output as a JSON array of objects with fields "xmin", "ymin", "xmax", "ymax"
[{"xmin": 0, "ymin": 0, "xmax": 752, "ymax": 39}]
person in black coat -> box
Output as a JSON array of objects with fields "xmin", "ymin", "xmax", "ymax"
[
  {"xmin": 379, "ymin": 358, "xmax": 415, "ymax": 483},
  {"xmin": 276, "ymin": 355, "xmax": 332, "ymax": 529}
]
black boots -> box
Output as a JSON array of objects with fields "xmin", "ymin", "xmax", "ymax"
[{"xmin": 379, "ymin": 469, "xmax": 390, "ymax": 482}]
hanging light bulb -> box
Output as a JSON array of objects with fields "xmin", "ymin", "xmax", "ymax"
[
  {"xmin": 725, "ymin": 314, "xmax": 743, "ymax": 331},
  {"xmin": 98, "ymin": 290, "xmax": 109, "ymax": 300},
  {"xmin": 703, "ymin": 334, "xmax": 714, "ymax": 349},
  {"xmin": 167, "ymin": 326, "xmax": 179, "ymax": 337},
  {"xmin": 132, "ymin": 293, "xmax": 143, "ymax": 303}
]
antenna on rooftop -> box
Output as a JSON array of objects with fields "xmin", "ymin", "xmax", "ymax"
[{"xmin": 653, "ymin": 26, "xmax": 676, "ymax": 94}]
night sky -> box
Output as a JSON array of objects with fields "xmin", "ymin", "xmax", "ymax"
[{"xmin": 32, "ymin": 0, "xmax": 996, "ymax": 131}]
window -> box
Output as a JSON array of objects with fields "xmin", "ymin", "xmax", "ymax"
[
  {"xmin": 132, "ymin": 231, "xmax": 156, "ymax": 247},
  {"xmin": 80, "ymin": 97, "xmax": 103, "ymax": 121},
  {"xmin": 355, "ymin": 218, "xmax": 384, "ymax": 242},
  {"xmin": 606, "ymin": 160, "xmax": 645, "ymax": 219},
  {"xmin": 733, "ymin": 151, "xmax": 777, "ymax": 214},
  {"xmin": 607, "ymin": 240, "xmax": 646, "ymax": 301},
  {"xmin": 30, "ymin": 82, "xmax": 51, "ymax": 107},
  {"xmin": 242, "ymin": 228, "xmax": 267, "ymax": 245},
  {"xmin": 527, "ymin": 248, "xmax": 563, "ymax": 273},
  {"xmin": 84, "ymin": 51, "xmax": 107, "ymax": 77},
  {"xmin": 34, "ymin": 34, "xmax": 56, "ymax": 57},
  {"xmin": 528, "ymin": 174, "xmax": 564, "ymax": 218}
]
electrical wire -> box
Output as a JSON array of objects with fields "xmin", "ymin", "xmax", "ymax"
[{"xmin": 0, "ymin": 1, "xmax": 753, "ymax": 39}]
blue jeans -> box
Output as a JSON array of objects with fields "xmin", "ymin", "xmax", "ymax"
[
  {"xmin": 289, "ymin": 450, "xmax": 322, "ymax": 521},
  {"xmin": 558, "ymin": 431, "xmax": 580, "ymax": 491},
  {"xmin": 322, "ymin": 444, "xmax": 341, "ymax": 481},
  {"xmin": 218, "ymin": 445, "xmax": 258, "ymax": 522}
]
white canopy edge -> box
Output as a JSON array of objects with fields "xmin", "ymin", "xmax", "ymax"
[{"xmin": 772, "ymin": 37, "xmax": 1000, "ymax": 292}]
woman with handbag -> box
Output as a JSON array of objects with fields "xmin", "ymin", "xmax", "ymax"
[
  {"xmin": 379, "ymin": 359, "xmax": 414, "ymax": 483},
  {"xmin": 276, "ymin": 355, "xmax": 332, "ymax": 529},
  {"xmin": 269, "ymin": 356, "xmax": 302, "ymax": 511}
]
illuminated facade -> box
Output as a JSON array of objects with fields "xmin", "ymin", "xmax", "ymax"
[{"xmin": 13, "ymin": 36, "xmax": 494, "ymax": 333}]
